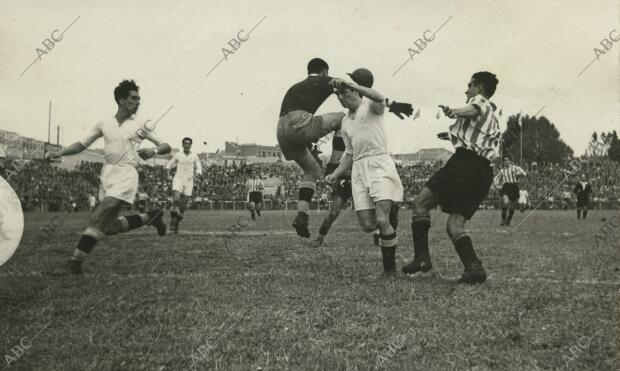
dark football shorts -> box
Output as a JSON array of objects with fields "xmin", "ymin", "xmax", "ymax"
[
  {"xmin": 425, "ymin": 148, "xmax": 493, "ymax": 220},
  {"xmin": 276, "ymin": 110, "xmax": 345, "ymax": 161},
  {"xmin": 332, "ymin": 178, "xmax": 352, "ymax": 201},
  {"xmin": 500, "ymin": 183, "xmax": 520, "ymax": 202},
  {"xmin": 249, "ymin": 191, "xmax": 263, "ymax": 204}
]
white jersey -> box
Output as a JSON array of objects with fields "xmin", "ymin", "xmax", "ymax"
[
  {"xmin": 80, "ymin": 116, "xmax": 159, "ymax": 167},
  {"xmin": 341, "ymin": 97, "xmax": 388, "ymax": 161},
  {"xmin": 167, "ymin": 152, "xmax": 202, "ymax": 180},
  {"xmin": 518, "ymin": 190, "xmax": 529, "ymax": 204}
]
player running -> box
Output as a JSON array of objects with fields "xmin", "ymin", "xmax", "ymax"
[
  {"xmin": 494, "ymin": 155, "xmax": 526, "ymax": 226},
  {"xmin": 166, "ymin": 137, "xmax": 202, "ymax": 233},
  {"xmin": 246, "ymin": 169, "xmax": 264, "ymax": 220},
  {"xmin": 325, "ymin": 68, "xmax": 403, "ymax": 274},
  {"xmin": 402, "ymin": 71, "xmax": 501, "ymax": 284},
  {"xmin": 47, "ymin": 80, "xmax": 171, "ymax": 274},
  {"xmin": 277, "ymin": 58, "xmax": 413, "ymax": 238},
  {"xmin": 574, "ymin": 173, "xmax": 592, "ymax": 219}
]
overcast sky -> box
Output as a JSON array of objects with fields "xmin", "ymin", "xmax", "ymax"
[{"xmin": 1, "ymin": 0, "xmax": 618, "ymax": 156}]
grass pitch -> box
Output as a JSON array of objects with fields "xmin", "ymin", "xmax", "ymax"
[{"xmin": 1, "ymin": 209, "xmax": 618, "ymax": 370}]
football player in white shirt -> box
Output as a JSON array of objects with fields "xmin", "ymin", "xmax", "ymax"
[
  {"xmin": 326, "ymin": 68, "xmax": 404, "ymax": 275},
  {"xmin": 47, "ymin": 80, "xmax": 171, "ymax": 274},
  {"xmin": 166, "ymin": 138, "xmax": 202, "ymax": 233}
]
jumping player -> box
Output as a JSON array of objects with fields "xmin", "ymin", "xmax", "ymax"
[
  {"xmin": 166, "ymin": 137, "xmax": 202, "ymax": 233},
  {"xmin": 47, "ymin": 80, "xmax": 171, "ymax": 274},
  {"xmin": 325, "ymin": 68, "xmax": 403, "ymax": 274},
  {"xmin": 494, "ymin": 155, "xmax": 526, "ymax": 226},
  {"xmin": 246, "ymin": 170, "xmax": 264, "ymax": 220},
  {"xmin": 574, "ymin": 173, "xmax": 592, "ymax": 219},
  {"xmin": 277, "ymin": 58, "xmax": 413, "ymax": 238},
  {"xmin": 401, "ymin": 71, "xmax": 501, "ymax": 284}
]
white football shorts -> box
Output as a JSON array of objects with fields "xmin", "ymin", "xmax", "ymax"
[
  {"xmin": 351, "ymin": 154, "xmax": 404, "ymax": 211},
  {"xmin": 98, "ymin": 164, "xmax": 139, "ymax": 205},
  {"xmin": 172, "ymin": 176, "xmax": 194, "ymax": 196}
]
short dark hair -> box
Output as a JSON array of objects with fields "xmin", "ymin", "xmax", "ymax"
[
  {"xmin": 114, "ymin": 80, "xmax": 139, "ymax": 105},
  {"xmin": 182, "ymin": 137, "xmax": 193, "ymax": 144},
  {"xmin": 307, "ymin": 58, "xmax": 329, "ymax": 74},
  {"xmin": 471, "ymin": 72, "xmax": 498, "ymax": 98}
]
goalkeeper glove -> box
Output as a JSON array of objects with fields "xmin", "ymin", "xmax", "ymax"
[{"xmin": 387, "ymin": 100, "xmax": 414, "ymax": 120}]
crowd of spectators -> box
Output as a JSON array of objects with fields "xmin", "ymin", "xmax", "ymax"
[{"xmin": 1, "ymin": 156, "xmax": 618, "ymax": 212}]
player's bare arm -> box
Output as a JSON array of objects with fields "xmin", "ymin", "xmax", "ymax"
[
  {"xmin": 439, "ymin": 104, "xmax": 480, "ymax": 118},
  {"xmin": 330, "ymin": 78, "xmax": 384, "ymax": 103},
  {"xmin": 137, "ymin": 138, "xmax": 171, "ymax": 160},
  {"xmin": 46, "ymin": 142, "xmax": 87, "ymax": 160}
]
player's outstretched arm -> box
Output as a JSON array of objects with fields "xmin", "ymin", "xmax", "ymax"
[
  {"xmin": 46, "ymin": 142, "xmax": 86, "ymax": 160},
  {"xmin": 439, "ymin": 104, "xmax": 479, "ymax": 118}
]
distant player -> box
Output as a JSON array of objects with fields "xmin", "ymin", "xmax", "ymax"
[
  {"xmin": 325, "ymin": 68, "xmax": 403, "ymax": 274},
  {"xmin": 494, "ymin": 155, "xmax": 526, "ymax": 226},
  {"xmin": 47, "ymin": 80, "xmax": 170, "ymax": 274},
  {"xmin": 574, "ymin": 173, "xmax": 592, "ymax": 219},
  {"xmin": 88, "ymin": 193, "xmax": 97, "ymax": 213},
  {"xmin": 402, "ymin": 71, "xmax": 500, "ymax": 284},
  {"xmin": 246, "ymin": 170, "xmax": 264, "ymax": 220},
  {"xmin": 518, "ymin": 188, "xmax": 529, "ymax": 212},
  {"xmin": 277, "ymin": 58, "xmax": 413, "ymax": 238},
  {"xmin": 166, "ymin": 137, "xmax": 202, "ymax": 233},
  {"xmin": 561, "ymin": 187, "xmax": 572, "ymax": 210}
]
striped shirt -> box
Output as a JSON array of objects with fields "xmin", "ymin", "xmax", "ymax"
[
  {"xmin": 246, "ymin": 178, "xmax": 264, "ymax": 193},
  {"xmin": 494, "ymin": 164, "xmax": 526, "ymax": 184},
  {"xmin": 448, "ymin": 94, "xmax": 501, "ymax": 160}
]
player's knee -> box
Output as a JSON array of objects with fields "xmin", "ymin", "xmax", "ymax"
[
  {"xmin": 359, "ymin": 219, "xmax": 376, "ymax": 233},
  {"xmin": 375, "ymin": 213, "xmax": 390, "ymax": 229}
]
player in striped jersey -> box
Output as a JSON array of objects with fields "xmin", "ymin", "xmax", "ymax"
[
  {"xmin": 493, "ymin": 155, "xmax": 526, "ymax": 226},
  {"xmin": 166, "ymin": 137, "xmax": 202, "ymax": 233},
  {"xmin": 246, "ymin": 170, "xmax": 265, "ymax": 220},
  {"xmin": 402, "ymin": 71, "xmax": 500, "ymax": 284}
]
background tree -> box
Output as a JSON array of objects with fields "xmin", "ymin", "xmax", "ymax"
[
  {"xmin": 500, "ymin": 114, "xmax": 573, "ymax": 164},
  {"xmin": 606, "ymin": 130, "xmax": 620, "ymax": 163}
]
